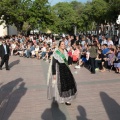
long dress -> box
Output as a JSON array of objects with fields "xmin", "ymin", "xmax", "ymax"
[{"xmin": 47, "ymin": 49, "xmax": 77, "ymax": 103}]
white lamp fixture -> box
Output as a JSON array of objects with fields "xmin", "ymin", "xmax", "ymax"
[
  {"xmin": 116, "ymin": 15, "xmax": 120, "ymax": 25},
  {"xmin": 116, "ymin": 15, "xmax": 120, "ymax": 44}
]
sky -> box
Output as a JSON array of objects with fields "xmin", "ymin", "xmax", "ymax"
[{"xmin": 48, "ymin": 0, "xmax": 88, "ymax": 6}]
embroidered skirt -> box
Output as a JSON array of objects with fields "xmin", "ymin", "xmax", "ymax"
[{"xmin": 47, "ymin": 63, "xmax": 77, "ymax": 103}]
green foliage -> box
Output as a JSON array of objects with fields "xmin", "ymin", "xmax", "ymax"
[
  {"xmin": 0, "ymin": 0, "xmax": 54, "ymax": 32},
  {"xmin": 51, "ymin": 2, "xmax": 78, "ymax": 33},
  {"xmin": 90, "ymin": 0, "xmax": 107, "ymax": 23},
  {"xmin": 104, "ymin": 0, "xmax": 120, "ymax": 22},
  {"xmin": 0, "ymin": 0, "xmax": 32, "ymax": 31},
  {"xmin": 0, "ymin": 0, "xmax": 120, "ymax": 34}
]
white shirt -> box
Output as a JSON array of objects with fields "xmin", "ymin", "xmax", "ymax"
[
  {"xmin": 81, "ymin": 41, "xmax": 86, "ymax": 46},
  {"xmin": 3, "ymin": 44, "xmax": 7, "ymax": 54},
  {"xmin": 41, "ymin": 47, "xmax": 46, "ymax": 52},
  {"xmin": 11, "ymin": 43, "xmax": 16, "ymax": 49},
  {"xmin": 35, "ymin": 46, "xmax": 39, "ymax": 52},
  {"xmin": 49, "ymin": 39, "xmax": 52, "ymax": 46},
  {"xmin": 107, "ymin": 40, "xmax": 113, "ymax": 46},
  {"xmin": 101, "ymin": 40, "xmax": 107, "ymax": 45}
]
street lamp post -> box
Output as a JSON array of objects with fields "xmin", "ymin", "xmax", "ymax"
[
  {"xmin": 73, "ymin": 24, "xmax": 77, "ymax": 36},
  {"xmin": 116, "ymin": 15, "xmax": 120, "ymax": 38}
]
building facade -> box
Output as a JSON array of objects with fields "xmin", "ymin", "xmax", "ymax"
[{"xmin": 0, "ymin": 22, "xmax": 18, "ymax": 37}]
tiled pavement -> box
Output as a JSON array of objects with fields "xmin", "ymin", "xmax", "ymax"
[{"xmin": 0, "ymin": 56, "xmax": 120, "ymax": 120}]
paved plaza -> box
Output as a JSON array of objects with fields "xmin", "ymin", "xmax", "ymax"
[{"xmin": 0, "ymin": 56, "xmax": 120, "ymax": 120}]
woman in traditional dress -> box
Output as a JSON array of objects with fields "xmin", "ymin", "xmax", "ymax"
[{"xmin": 47, "ymin": 41, "xmax": 77, "ymax": 105}]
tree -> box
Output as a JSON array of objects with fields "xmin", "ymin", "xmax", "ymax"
[
  {"xmin": 51, "ymin": 2, "xmax": 78, "ymax": 34},
  {"xmin": 104, "ymin": 0, "xmax": 120, "ymax": 23},
  {"xmin": 0, "ymin": 0, "xmax": 54, "ymax": 34},
  {"xmin": 0, "ymin": 0, "xmax": 32, "ymax": 32},
  {"xmin": 90, "ymin": 0, "xmax": 107, "ymax": 36},
  {"xmin": 27, "ymin": 0, "xmax": 54, "ymax": 33}
]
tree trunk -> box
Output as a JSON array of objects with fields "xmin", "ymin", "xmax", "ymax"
[
  {"xmin": 97, "ymin": 23, "xmax": 99, "ymax": 38},
  {"xmin": 101, "ymin": 24, "xmax": 105, "ymax": 35},
  {"xmin": 119, "ymin": 24, "xmax": 120, "ymax": 39}
]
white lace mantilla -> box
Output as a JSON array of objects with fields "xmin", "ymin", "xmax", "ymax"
[{"xmin": 53, "ymin": 49, "xmax": 68, "ymax": 63}]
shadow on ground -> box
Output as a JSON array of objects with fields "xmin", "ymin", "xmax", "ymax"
[
  {"xmin": 41, "ymin": 98, "xmax": 66, "ymax": 120},
  {"xmin": 9, "ymin": 59, "xmax": 20, "ymax": 68},
  {"xmin": 0, "ymin": 78, "xmax": 27, "ymax": 120},
  {"xmin": 0, "ymin": 83, "xmax": 3, "ymax": 86},
  {"xmin": 100, "ymin": 92, "xmax": 120, "ymax": 120},
  {"xmin": 77, "ymin": 105, "xmax": 91, "ymax": 120}
]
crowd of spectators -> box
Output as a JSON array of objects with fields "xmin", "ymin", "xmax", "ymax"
[
  {"xmin": 0, "ymin": 35, "xmax": 57, "ymax": 62},
  {"xmin": 0, "ymin": 34, "xmax": 120, "ymax": 74}
]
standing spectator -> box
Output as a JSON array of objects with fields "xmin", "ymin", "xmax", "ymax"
[
  {"xmin": 75, "ymin": 35, "xmax": 81, "ymax": 45},
  {"xmin": 114, "ymin": 35, "xmax": 119, "ymax": 45},
  {"xmin": 68, "ymin": 47, "xmax": 73, "ymax": 66},
  {"xmin": 89, "ymin": 41, "xmax": 98, "ymax": 74},
  {"xmin": 0, "ymin": 40, "xmax": 10, "ymax": 70},
  {"xmin": 11, "ymin": 41, "xmax": 16, "ymax": 56},
  {"xmin": 114, "ymin": 47, "xmax": 120, "ymax": 73},
  {"xmin": 71, "ymin": 35, "xmax": 76, "ymax": 46}
]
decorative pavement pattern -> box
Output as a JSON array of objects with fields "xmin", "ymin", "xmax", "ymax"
[{"xmin": 0, "ymin": 56, "xmax": 120, "ymax": 120}]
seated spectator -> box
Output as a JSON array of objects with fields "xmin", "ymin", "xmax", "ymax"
[
  {"xmin": 72, "ymin": 45, "xmax": 80, "ymax": 62},
  {"xmin": 13, "ymin": 45, "xmax": 19, "ymax": 56},
  {"xmin": 85, "ymin": 36, "xmax": 91, "ymax": 45},
  {"xmin": 101, "ymin": 48, "xmax": 115, "ymax": 72},
  {"xmin": 45, "ymin": 48, "xmax": 53, "ymax": 62},
  {"xmin": 102, "ymin": 44, "xmax": 110, "ymax": 55},
  {"xmin": 95, "ymin": 49, "xmax": 105, "ymax": 71},
  {"xmin": 31, "ymin": 43, "xmax": 40, "ymax": 58},
  {"xmin": 75, "ymin": 51, "xmax": 90, "ymax": 69},
  {"xmin": 18, "ymin": 43, "xmax": 25, "ymax": 57},
  {"xmin": 25, "ymin": 42, "xmax": 35, "ymax": 58},
  {"xmin": 39, "ymin": 44, "xmax": 47, "ymax": 59},
  {"xmin": 107, "ymin": 48, "xmax": 116, "ymax": 71},
  {"xmin": 81, "ymin": 37, "xmax": 86, "ymax": 47}
]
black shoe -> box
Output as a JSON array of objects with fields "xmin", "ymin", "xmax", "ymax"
[
  {"xmin": 91, "ymin": 72, "xmax": 95, "ymax": 74},
  {"xmin": 65, "ymin": 102, "xmax": 71, "ymax": 106},
  {"xmin": 6, "ymin": 68, "xmax": 10, "ymax": 70},
  {"xmin": 0, "ymin": 67, "xmax": 2, "ymax": 70}
]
